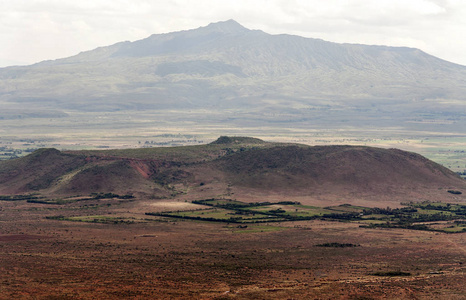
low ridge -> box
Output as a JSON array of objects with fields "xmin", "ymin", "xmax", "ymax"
[
  {"xmin": 0, "ymin": 138, "xmax": 464, "ymax": 206},
  {"xmin": 210, "ymin": 136, "xmax": 266, "ymax": 145}
]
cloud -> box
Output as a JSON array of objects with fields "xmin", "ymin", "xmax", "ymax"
[{"xmin": 0, "ymin": 0, "xmax": 465, "ymax": 67}]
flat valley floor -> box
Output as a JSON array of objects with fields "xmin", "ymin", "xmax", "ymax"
[{"xmin": 1, "ymin": 199, "xmax": 465, "ymax": 299}]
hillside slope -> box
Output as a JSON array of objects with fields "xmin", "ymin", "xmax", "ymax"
[
  {"xmin": 215, "ymin": 145, "xmax": 465, "ymax": 202},
  {"xmin": 0, "ymin": 138, "xmax": 464, "ymax": 205},
  {"xmin": 0, "ymin": 149, "xmax": 86, "ymax": 194}
]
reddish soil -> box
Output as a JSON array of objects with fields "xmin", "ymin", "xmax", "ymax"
[
  {"xmin": 1, "ymin": 142, "xmax": 465, "ymax": 298},
  {"xmin": 1, "ymin": 144, "xmax": 465, "ymax": 206},
  {"xmin": 0, "ymin": 235, "xmax": 48, "ymax": 242},
  {"xmin": 0, "ymin": 198, "xmax": 465, "ymax": 299},
  {"xmin": 129, "ymin": 160, "xmax": 153, "ymax": 179}
]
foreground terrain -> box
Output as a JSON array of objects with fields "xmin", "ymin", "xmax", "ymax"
[
  {"xmin": 1, "ymin": 197, "xmax": 465, "ymax": 299},
  {"xmin": 1, "ymin": 138, "xmax": 465, "ymax": 299}
]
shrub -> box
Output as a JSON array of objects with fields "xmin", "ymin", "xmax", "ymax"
[{"xmin": 447, "ymin": 190, "xmax": 462, "ymax": 195}]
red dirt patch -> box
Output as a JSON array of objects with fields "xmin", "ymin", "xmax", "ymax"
[
  {"xmin": 129, "ymin": 160, "xmax": 152, "ymax": 179},
  {"xmin": 0, "ymin": 234, "xmax": 48, "ymax": 242}
]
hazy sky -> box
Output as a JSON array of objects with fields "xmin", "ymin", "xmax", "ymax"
[{"xmin": 1, "ymin": 0, "xmax": 466, "ymax": 67}]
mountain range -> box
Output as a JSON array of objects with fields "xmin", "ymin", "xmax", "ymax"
[{"xmin": 1, "ymin": 20, "xmax": 465, "ymax": 121}]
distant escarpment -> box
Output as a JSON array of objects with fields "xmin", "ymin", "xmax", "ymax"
[{"xmin": 0, "ymin": 137, "xmax": 464, "ymax": 205}]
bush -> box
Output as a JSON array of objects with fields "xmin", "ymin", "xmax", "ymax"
[
  {"xmin": 447, "ymin": 190, "xmax": 462, "ymax": 195},
  {"xmin": 372, "ymin": 271, "xmax": 411, "ymax": 277},
  {"xmin": 315, "ymin": 242, "xmax": 360, "ymax": 248}
]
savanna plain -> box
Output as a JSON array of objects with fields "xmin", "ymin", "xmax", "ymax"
[{"xmin": 0, "ymin": 128, "xmax": 465, "ymax": 299}]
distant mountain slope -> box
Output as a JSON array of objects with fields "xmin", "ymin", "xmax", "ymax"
[
  {"xmin": 1, "ymin": 20, "xmax": 466, "ymax": 113},
  {"xmin": 0, "ymin": 138, "xmax": 464, "ymax": 205}
]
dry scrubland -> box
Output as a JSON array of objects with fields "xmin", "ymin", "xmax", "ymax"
[
  {"xmin": 1, "ymin": 197, "xmax": 466, "ymax": 299},
  {"xmin": 0, "ymin": 138, "xmax": 465, "ymax": 299}
]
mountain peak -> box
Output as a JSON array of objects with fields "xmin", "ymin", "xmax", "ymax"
[{"xmin": 202, "ymin": 19, "xmax": 249, "ymax": 34}]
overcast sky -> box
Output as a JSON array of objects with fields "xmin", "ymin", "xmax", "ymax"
[{"xmin": 1, "ymin": 0, "xmax": 466, "ymax": 67}]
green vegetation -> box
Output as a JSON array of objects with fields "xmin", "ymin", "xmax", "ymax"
[
  {"xmin": 360, "ymin": 201, "xmax": 466, "ymax": 233},
  {"xmin": 168, "ymin": 199, "xmax": 357, "ymax": 223},
  {"xmin": 91, "ymin": 192, "xmax": 134, "ymax": 200},
  {"xmin": 147, "ymin": 199, "xmax": 466, "ymax": 233},
  {"xmin": 146, "ymin": 207, "xmax": 287, "ymax": 223},
  {"xmin": 0, "ymin": 194, "xmax": 44, "ymax": 201},
  {"xmin": 25, "ymin": 193, "xmax": 134, "ymax": 205},
  {"xmin": 326, "ymin": 204, "xmax": 368, "ymax": 213},
  {"xmin": 447, "ymin": 190, "xmax": 462, "ymax": 195},
  {"xmin": 28, "ymin": 198, "xmax": 75, "ymax": 205},
  {"xmin": 193, "ymin": 199, "xmax": 248, "ymax": 207},
  {"xmin": 210, "ymin": 136, "xmax": 266, "ymax": 145},
  {"xmin": 315, "ymin": 243, "xmax": 360, "ymax": 248},
  {"xmin": 46, "ymin": 215, "xmax": 135, "ymax": 224},
  {"xmin": 71, "ymin": 138, "xmax": 274, "ymax": 164},
  {"xmin": 193, "ymin": 199, "xmax": 300, "ymax": 209},
  {"xmin": 371, "ymin": 271, "xmax": 411, "ymax": 277}
]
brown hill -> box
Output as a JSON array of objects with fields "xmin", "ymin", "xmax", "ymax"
[
  {"xmin": 213, "ymin": 145, "xmax": 465, "ymax": 205},
  {"xmin": 52, "ymin": 160, "xmax": 159, "ymax": 196},
  {"xmin": 0, "ymin": 138, "xmax": 464, "ymax": 206},
  {"xmin": 0, "ymin": 148, "xmax": 86, "ymax": 194}
]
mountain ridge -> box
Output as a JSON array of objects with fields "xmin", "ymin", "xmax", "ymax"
[
  {"xmin": 0, "ymin": 20, "xmax": 465, "ymax": 134},
  {"xmin": 31, "ymin": 19, "xmax": 465, "ymax": 69}
]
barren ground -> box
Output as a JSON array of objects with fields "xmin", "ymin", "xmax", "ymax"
[{"xmin": 1, "ymin": 197, "xmax": 465, "ymax": 299}]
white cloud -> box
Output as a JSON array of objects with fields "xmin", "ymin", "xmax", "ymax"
[{"xmin": 0, "ymin": 0, "xmax": 465, "ymax": 67}]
